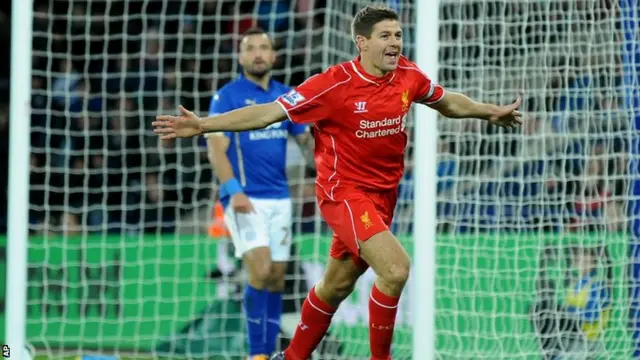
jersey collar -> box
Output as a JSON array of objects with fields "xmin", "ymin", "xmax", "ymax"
[
  {"xmin": 350, "ymin": 56, "xmax": 395, "ymax": 86},
  {"xmin": 239, "ymin": 73, "xmax": 275, "ymax": 92}
]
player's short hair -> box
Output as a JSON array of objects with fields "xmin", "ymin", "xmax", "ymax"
[
  {"xmin": 243, "ymin": 27, "xmax": 268, "ymax": 37},
  {"xmin": 241, "ymin": 27, "xmax": 273, "ymax": 47},
  {"xmin": 351, "ymin": 5, "xmax": 399, "ymax": 43}
]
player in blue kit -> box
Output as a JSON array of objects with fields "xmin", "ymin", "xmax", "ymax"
[{"xmin": 204, "ymin": 28, "xmax": 313, "ymax": 360}]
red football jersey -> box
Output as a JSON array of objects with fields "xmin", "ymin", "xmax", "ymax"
[{"xmin": 276, "ymin": 55, "xmax": 445, "ymax": 197}]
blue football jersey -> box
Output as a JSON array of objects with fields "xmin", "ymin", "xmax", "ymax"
[{"xmin": 207, "ymin": 75, "xmax": 308, "ymax": 208}]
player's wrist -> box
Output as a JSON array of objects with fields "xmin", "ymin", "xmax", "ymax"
[
  {"xmin": 197, "ymin": 120, "xmax": 206, "ymax": 135},
  {"xmin": 219, "ymin": 178, "xmax": 243, "ymax": 198},
  {"xmin": 483, "ymin": 103, "xmax": 501, "ymax": 121}
]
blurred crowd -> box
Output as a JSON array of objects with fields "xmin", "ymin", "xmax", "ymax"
[
  {"xmin": 0, "ymin": 0, "xmax": 631, "ymax": 236},
  {"xmin": 5, "ymin": 0, "xmax": 325, "ymax": 235},
  {"xmin": 395, "ymin": 0, "xmax": 627, "ymax": 234}
]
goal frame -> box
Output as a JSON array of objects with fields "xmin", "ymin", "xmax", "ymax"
[
  {"xmin": 6, "ymin": 0, "xmax": 33, "ymax": 356},
  {"xmin": 413, "ymin": 0, "xmax": 439, "ymax": 358}
]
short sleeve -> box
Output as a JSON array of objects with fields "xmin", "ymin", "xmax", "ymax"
[
  {"xmin": 205, "ymin": 89, "xmax": 235, "ymax": 138},
  {"xmin": 276, "ymin": 67, "xmax": 349, "ymax": 124},
  {"xmin": 413, "ymin": 69, "xmax": 445, "ymax": 105}
]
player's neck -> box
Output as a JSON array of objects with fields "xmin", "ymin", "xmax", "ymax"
[
  {"xmin": 244, "ymin": 71, "xmax": 271, "ymax": 90},
  {"xmin": 358, "ymin": 57, "xmax": 389, "ymax": 77}
]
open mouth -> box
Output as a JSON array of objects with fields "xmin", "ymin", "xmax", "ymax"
[{"xmin": 385, "ymin": 51, "xmax": 399, "ymax": 60}]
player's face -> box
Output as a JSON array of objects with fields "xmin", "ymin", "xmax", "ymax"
[
  {"xmin": 365, "ymin": 20, "xmax": 403, "ymax": 72},
  {"xmin": 239, "ymin": 34, "xmax": 276, "ymax": 78}
]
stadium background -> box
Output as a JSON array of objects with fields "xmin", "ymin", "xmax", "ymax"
[{"xmin": 0, "ymin": 0, "xmax": 638, "ymax": 359}]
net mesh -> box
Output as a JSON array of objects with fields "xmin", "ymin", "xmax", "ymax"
[
  {"xmin": 14, "ymin": 0, "xmax": 636, "ymax": 359},
  {"xmin": 433, "ymin": 1, "xmax": 630, "ymax": 359}
]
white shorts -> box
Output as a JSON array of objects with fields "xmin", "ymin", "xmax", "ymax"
[{"xmin": 224, "ymin": 197, "xmax": 293, "ymax": 262}]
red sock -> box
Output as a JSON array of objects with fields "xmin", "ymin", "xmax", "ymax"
[
  {"xmin": 284, "ymin": 286, "xmax": 336, "ymax": 360},
  {"xmin": 369, "ymin": 284, "xmax": 400, "ymax": 360}
]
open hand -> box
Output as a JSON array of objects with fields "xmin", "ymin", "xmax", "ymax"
[
  {"xmin": 488, "ymin": 96, "xmax": 523, "ymax": 129},
  {"xmin": 152, "ymin": 105, "xmax": 203, "ymax": 140}
]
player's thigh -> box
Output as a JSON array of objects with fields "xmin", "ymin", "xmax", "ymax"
[
  {"xmin": 264, "ymin": 198, "xmax": 294, "ymax": 262},
  {"xmin": 358, "ymin": 230, "xmax": 411, "ymax": 285},
  {"xmin": 318, "ymin": 255, "xmax": 368, "ymax": 303},
  {"xmin": 224, "ymin": 204, "xmax": 271, "ymax": 270},
  {"xmin": 329, "ymin": 233, "xmax": 369, "ymax": 270}
]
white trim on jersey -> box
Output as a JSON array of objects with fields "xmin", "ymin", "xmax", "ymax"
[
  {"xmin": 328, "ymin": 134, "xmax": 340, "ymax": 199},
  {"xmin": 350, "ymin": 61, "xmax": 378, "ymax": 86},
  {"xmin": 282, "ymin": 65, "xmax": 352, "ymax": 113},
  {"xmin": 343, "ymin": 199, "xmax": 361, "ymax": 253},
  {"xmin": 233, "ymin": 132, "xmax": 247, "ymax": 186}
]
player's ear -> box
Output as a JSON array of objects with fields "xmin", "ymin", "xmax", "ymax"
[
  {"xmin": 268, "ymin": 47, "xmax": 276, "ymax": 63},
  {"xmin": 355, "ymin": 34, "xmax": 367, "ymax": 52}
]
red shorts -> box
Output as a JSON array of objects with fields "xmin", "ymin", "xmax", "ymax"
[{"xmin": 317, "ymin": 186, "xmax": 398, "ymax": 269}]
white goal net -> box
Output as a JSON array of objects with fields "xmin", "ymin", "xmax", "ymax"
[
  {"xmin": 433, "ymin": 0, "xmax": 632, "ymax": 358},
  {"xmin": 6, "ymin": 0, "xmax": 637, "ymax": 359}
]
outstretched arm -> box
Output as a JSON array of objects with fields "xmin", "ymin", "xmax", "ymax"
[
  {"xmin": 153, "ymin": 102, "xmax": 288, "ymax": 140},
  {"xmin": 426, "ymin": 91, "xmax": 523, "ymax": 129}
]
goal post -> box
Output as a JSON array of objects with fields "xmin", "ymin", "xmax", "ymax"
[
  {"xmin": 6, "ymin": 0, "xmax": 33, "ymax": 358},
  {"xmin": 413, "ymin": 0, "xmax": 439, "ymax": 358}
]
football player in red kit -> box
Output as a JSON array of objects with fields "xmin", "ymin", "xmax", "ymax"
[{"xmin": 153, "ymin": 5, "xmax": 522, "ymax": 360}]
